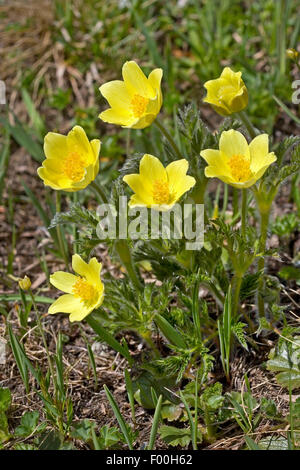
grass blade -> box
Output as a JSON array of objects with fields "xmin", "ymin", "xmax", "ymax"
[
  {"xmin": 147, "ymin": 394, "xmax": 162, "ymax": 450},
  {"xmin": 103, "ymin": 385, "xmax": 133, "ymax": 450}
]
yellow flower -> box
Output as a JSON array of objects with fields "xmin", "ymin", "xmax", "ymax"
[
  {"xmin": 123, "ymin": 154, "xmax": 196, "ymax": 211},
  {"xmin": 286, "ymin": 48, "xmax": 299, "ymax": 60},
  {"xmin": 200, "ymin": 130, "xmax": 277, "ymax": 189},
  {"xmin": 18, "ymin": 275, "xmax": 31, "ymax": 291},
  {"xmin": 99, "ymin": 61, "xmax": 163, "ymax": 129},
  {"xmin": 203, "ymin": 67, "xmax": 248, "ymax": 116},
  {"xmin": 37, "ymin": 126, "xmax": 101, "ymax": 192},
  {"xmin": 49, "ymin": 254, "xmax": 104, "ymax": 322}
]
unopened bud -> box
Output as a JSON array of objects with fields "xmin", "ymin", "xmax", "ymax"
[
  {"xmin": 18, "ymin": 275, "xmax": 31, "ymax": 291},
  {"xmin": 286, "ymin": 48, "xmax": 299, "ymax": 60}
]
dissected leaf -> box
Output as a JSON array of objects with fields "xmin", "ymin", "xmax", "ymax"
[{"xmin": 267, "ymin": 337, "xmax": 300, "ymax": 390}]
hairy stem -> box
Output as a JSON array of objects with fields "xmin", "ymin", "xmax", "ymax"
[
  {"xmin": 55, "ymin": 192, "xmax": 69, "ymax": 270},
  {"xmin": 90, "ymin": 180, "xmax": 108, "ymax": 204},
  {"xmin": 257, "ymin": 209, "xmax": 271, "ymax": 318},
  {"xmin": 154, "ymin": 118, "xmax": 182, "ymax": 160},
  {"xmin": 115, "ymin": 239, "xmax": 143, "ymax": 291},
  {"xmin": 241, "ymin": 189, "xmax": 247, "ymax": 238},
  {"xmin": 238, "ymin": 110, "xmax": 257, "ymax": 139}
]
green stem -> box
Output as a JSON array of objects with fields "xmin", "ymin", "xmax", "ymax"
[
  {"xmin": 238, "ymin": 110, "xmax": 257, "ymax": 139},
  {"xmin": 257, "ymin": 209, "xmax": 271, "ymax": 318},
  {"xmin": 90, "ymin": 180, "xmax": 108, "ymax": 204},
  {"xmin": 115, "ymin": 239, "xmax": 143, "ymax": 291},
  {"xmin": 73, "ymin": 192, "xmax": 78, "ymax": 253},
  {"xmin": 232, "ymin": 274, "xmax": 243, "ymax": 319},
  {"xmin": 232, "ymin": 188, "xmax": 239, "ymax": 217},
  {"xmin": 222, "ymin": 183, "xmax": 228, "ymax": 214},
  {"xmin": 241, "ymin": 189, "xmax": 247, "ymax": 238},
  {"xmin": 126, "ymin": 128, "xmax": 131, "ymax": 157},
  {"xmin": 55, "ymin": 192, "xmax": 69, "ymax": 270},
  {"xmin": 29, "ymin": 290, "xmax": 56, "ymax": 391},
  {"xmin": 154, "ymin": 118, "xmax": 182, "ymax": 159},
  {"xmin": 142, "ymin": 331, "xmax": 160, "ymax": 358}
]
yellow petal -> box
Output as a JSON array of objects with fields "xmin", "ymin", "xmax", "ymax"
[
  {"xmin": 128, "ymin": 193, "xmax": 149, "ymax": 208},
  {"xmin": 127, "ymin": 114, "xmax": 156, "ymax": 129},
  {"xmin": 86, "ymin": 257, "xmax": 103, "ymax": 287},
  {"xmin": 220, "ymin": 67, "xmax": 241, "ymax": 84},
  {"xmin": 219, "ymin": 130, "xmax": 250, "ymax": 160},
  {"xmin": 69, "ymin": 306, "xmax": 93, "ymax": 323},
  {"xmin": 50, "ymin": 272, "xmax": 77, "ymax": 294},
  {"xmin": 99, "ymin": 80, "xmax": 132, "ymax": 114},
  {"xmin": 249, "ymin": 134, "xmax": 269, "ymax": 172},
  {"xmin": 200, "ymin": 149, "xmax": 231, "ymax": 177},
  {"xmin": 140, "ymin": 154, "xmax": 167, "ymax": 186},
  {"xmin": 166, "ymin": 159, "xmax": 195, "ymax": 197},
  {"xmin": 72, "ymin": 254, "xmax": 90, "ymax": 279},
  {"xmin": 148, "ymin": 68, "xmax": 163, "ymax": 108},
  {"xmin": 251, "ymin": 155, "xmax": 277, "ymax": 181},
  {"xmin": 67, "ymin": 126, "xmax": 94, "ymax": 165},
  {"xmin": 37, "ymin": 166, "xmax": 71, "ymax": 190},
  {"xmin": 204, "ymin": 166, "xmax": 234, "ymax": 184},
  {"xmin": 174, "ymin": 175, "xmax": 196, "ymax": 199},
  {"xmin": 123, "ymin": 174, "xmax": 152, "ymax": 204},
  {"xmin": 48, "ymin": 294, "xmax": 83, "ymax": 314},
  {"xmin": 122, "ymin": 61, "xmax": 155, "ymax": 99},
  {"xmin": 90, "ymin": 139, "xmax": 101, "ymax": 160},
  {"xmin": 99, "ymin": 108, "xmax": 135, "ymax": 126},
  {"xmin": 44, "ymin": 132, "xmax": 68, "ymax": 160}
]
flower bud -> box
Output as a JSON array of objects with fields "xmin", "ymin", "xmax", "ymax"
[
  {"xmin": 286, "ymin": 48, "xmax": 299, "ymax": 61},
  {"xmin": 203, "ymin": 67, "xmax": 248, "ymax": 116},
  {"xmin": 18, "ymin": 275, "xmax": 31, "ymax": 291}
]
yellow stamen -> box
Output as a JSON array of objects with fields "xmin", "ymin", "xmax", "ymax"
[
  {"xmin": 152, "ymin": 180, "xmax": 170, "ymax": 205},
  {"xmin": 131, "ymin": 94, "xmax": 149, "ymax": 118},
  {"xmin": 228, "ymin": 154, "xmax": 252, "ymax": 182},
  {"xmin": 72, "ymin": 277, "xmax": 96, "ymax": 302},
  {"xmin": 63, "ymin": 152, "xmax": 86, "ymax": 182}
]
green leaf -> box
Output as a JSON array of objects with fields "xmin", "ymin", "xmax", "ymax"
[
  {"xmin": 98, "ymin": 425, "xmax": 123, "ymax": 450},
  {"xmin": 159, "ymin": 425, "xmax": 191, "ymax": 447},
  {"xmin": 133, "ymin": 370, "xmax": 179, "ymax": 409},
  {"xmin": 244, "ymin": 436, "xmax": 261, "ymax": 450},
  {"xmin": 103, "ymin": 385, "xmax": 133, "ymax": 450},
  {"xmin": 21, "ymin": 88, "xmax": 46, "ymax": 139},
  {"xmin": 0, "ymin": 388, "xmax": 11, "ymax": 412},
  {"xmin": 0, "ymin": 116, "xmax": 43, "ymax": 162},
  {"xmin": 70, "ymin": 419, "xmax": 96, "ymax": 442},
  {"xmin": 37, "ymin": 430, "xmax": 64, "ymax": 450},
  {"xmin": 15, "ymin": 411, "xmax": 39, "ymax": 437},
  {"xmin": 86, "ymin": 316, "xmax": 133, "ymax": 366},
  {"xmin": 154, "ymin": 314, "xmax": 187, "ymax": 349},
  {"xmin": 0, "ymin": 388, "xmax": 11, "ymax": 444},
  {"xmin": 161, "ymin": 403, "xmax": 182, "ymax": 422},
  {"xmin": 267, "ymin": 337, "xmax": 300, "ymax": 389}
]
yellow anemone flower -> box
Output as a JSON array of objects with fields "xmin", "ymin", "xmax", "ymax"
[
  {"xmin": 203, "ymin": 67, "xmax": 248, "ymax": 116},
  {"xmin": 99, "ymin": 61, "xmax": 163, "ymax": 129},
  {"xmin": 123, "ymin": 154, "xmax": 196, "ymax": 211},
  {"xmin": 200, "ymin": 130, "xmax": 277, "ymax": 189},
  {"xmin": 49, "ymin": 254, "xmax": 104, "ymax": 322},
  {"xmin": 37, "ymin": 126, "xmax": 101, "ymax": 192}
]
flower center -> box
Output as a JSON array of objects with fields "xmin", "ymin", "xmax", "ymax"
[
  {"xmin": 228, "ymin": 154, "xmax": 252, "ymax": 182},
  {"xmin": 152, "ymin": 180, "xmax": 170, "ymax": 205},
  {"xmin": 72, "ymin": 277, "xmax": 96, "ymax": 302},
  {"xmin": 131, "ymin": 94, "xmax": 149, "ymax": 118},
  {"xmin": 63, "ymin": 152, "xmax": 86, "ymax": 182}
]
